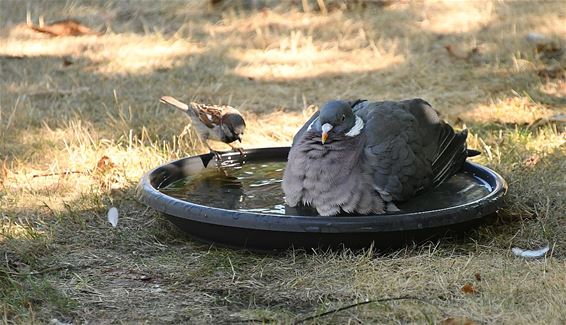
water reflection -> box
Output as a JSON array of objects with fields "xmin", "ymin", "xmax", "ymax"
[{"xmin": 159, "ymin": 161, "xmax": 491, "ymax": 216}]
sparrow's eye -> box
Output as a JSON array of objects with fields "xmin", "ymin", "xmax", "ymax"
[{"xmin": 341, "ymin": 114, "xmax": 346, "ymax": 122}]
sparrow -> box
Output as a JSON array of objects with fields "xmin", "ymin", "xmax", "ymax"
[
  {"xmin": 282, "ymin": 99, "xmax": 477, "ymax": 216},
  {"xmin": 160, "ymin": 96, "xmax": 246, "ymax": 156}
]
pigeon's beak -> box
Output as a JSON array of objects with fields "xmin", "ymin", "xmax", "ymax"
[
  {"xmin": 236, "ymin": 135, "xmax": 242, "ymax": 143},
  {"xmin": 321, "ymin": 123, "xmax": 333, "ymax": 144}
]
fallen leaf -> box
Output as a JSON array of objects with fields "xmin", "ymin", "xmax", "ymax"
[
  {"xmin": 461, "ymin": 283, "xmax": 477, "ymax": 294},
  {"xmin": 96, "ymin": 155, "xmax": 115, "ymax": 172},
  {"xmin": 28, "ymin": 19, "xmax": 102, "ymax": 37},
  {"xmin": 444, "ymin": 44, "xmax": 484, "ymax": 64},
  {"xmin": 523, "ymin": 154, "xmax": 540, "ymax": 167},
  {"xmin": 445, "ymin": 44, "xmax": 469, "ymax": 60},
  {"xmin": 440, "ymin": 317, "xmax": 477, "ymax": 325},
  {"xmin": 62, "ymin": 57, "xmax": 73, "ymax": 67},
  {"xmin": 107, "ymin": 207, "xmax": 119, "ymax": 227},
  {"xmin": 512, "ymin": 245, "xmax": 549, "ymax": 258},
  {"xmin": 474, "ymin": 273, "xmax": 481, "ymax": 281}
]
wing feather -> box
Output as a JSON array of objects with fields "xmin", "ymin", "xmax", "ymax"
[{"xmin": 358, "ymin": 99, "xmax": 465, "ymax": 202}]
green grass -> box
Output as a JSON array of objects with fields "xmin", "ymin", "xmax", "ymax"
[{"xmin": 1, "ymin": 0, "xmax": 565, "ymax": 323}]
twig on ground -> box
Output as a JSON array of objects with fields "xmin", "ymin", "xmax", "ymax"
[
  {"xmin": 293, "ymin": 296, "xmax": 428, "ymax": 324},
  {"xmin": 32, "ymin": 170, "xmax": 87, "ymax": 178}
]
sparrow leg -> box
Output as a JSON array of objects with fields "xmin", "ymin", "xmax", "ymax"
[
  {"xmin": 205, "ymin": 142, "xmax": 223, "ymax": 162},
  {"xmin": 228, "ymin": 143, "xmax": 245, "ymax": 156}
]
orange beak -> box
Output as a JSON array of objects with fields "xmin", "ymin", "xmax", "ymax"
[
  {"xmin": 321, "ymin": 123, "xmax": 333, "ymax": 144},
  {"xmin": 321, "ymin": 132, "xmax": 329, "ymax": 144}
]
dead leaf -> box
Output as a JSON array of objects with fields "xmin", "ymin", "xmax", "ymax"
[
  {"xmin": 523, "ymin": 154, "xmax": 540, "ymax": 167},
  {"xmin": 445, "ymin": 44, "xmax": 469, "ymax": 60},
  {"xmin": 440, "ymin": 317, "xmax": 477, "ymax": 325},
  {"xmin": 444, "ymin": 44, "xmax": 485, "ymax": 64},
  {"xmin": 474, "ymin": 273, "xmax": 481, "ymax": 281},
  {"xmin": 28, "ymin": 19, "xmax": 102, "ymax": 37},
  {"xmin": 62, "ymin": 57, "xmax": 73, "ymax": 67},
  {"xmin": 461, "ymin": 283, "xmax": 477, "ymax": 294},
  {"xmin": 96, "ymin": 155, "xmax": 115, "ymax": 173}
]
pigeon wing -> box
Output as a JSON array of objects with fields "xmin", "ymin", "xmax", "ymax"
[
  {"xmin": 356, "ymin": 99, "xmax": 465, "ymax": 202},
  {"xmin": 292, "ymin": 111, "xmax": 319, "ymax": 147}
]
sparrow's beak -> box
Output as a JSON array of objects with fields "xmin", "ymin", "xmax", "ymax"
[
  {"xmin": 321, "ymin": 123, "xmax": 333, "ymax": 144},
  {"xmin": 236, "ymin": 135, "xmax": 242, "ymax": 143}
]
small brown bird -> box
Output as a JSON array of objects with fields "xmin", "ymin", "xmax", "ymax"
[{"xmin": 160, "ymin": 96, "xmax": 246, "ymax": 155}]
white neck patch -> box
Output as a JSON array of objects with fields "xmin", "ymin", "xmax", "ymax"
[
  {"xmin": 307, "ymin": 117, "xmax": 318, "ymax": 131},
  {"xmin": 306, "ymin": 116, "xmax": 364, "ymax": 136},
  {"xmin": 345, "ymin": 115, "xmax": 364, "ymax": 137}
]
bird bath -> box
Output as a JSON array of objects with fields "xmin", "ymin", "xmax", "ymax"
[{"xmin": 136, "ymin": 147, "xmax": 507, "ymax": 250}]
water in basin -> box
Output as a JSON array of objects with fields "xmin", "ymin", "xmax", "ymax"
[{"xmin": 158, "ymin": 160, "xmax": 491, "ymax": 215}]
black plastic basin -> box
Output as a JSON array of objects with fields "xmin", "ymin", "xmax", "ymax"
[{"xmin": 136, "ymin": 147, "xmax": 507, "ymax": 250}]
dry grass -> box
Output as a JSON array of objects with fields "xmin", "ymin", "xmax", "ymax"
[{"xmin": 1, "ymin": 0, "xmax": 565, "ymax": 323}]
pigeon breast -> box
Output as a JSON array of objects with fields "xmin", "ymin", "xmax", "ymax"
[{"xmin": 282, "ymin": 131, "xmax": 385, "ymax": 216}]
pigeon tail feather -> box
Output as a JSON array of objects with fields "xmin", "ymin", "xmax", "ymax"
[
  {"xmin": 466, "ymin": 149, "xmax": 481, "ymax": 157},
  {"xmin": 431, "ymin": 125, "xmax": 469, "ymax": 187}
]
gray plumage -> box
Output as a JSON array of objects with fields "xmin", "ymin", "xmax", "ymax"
[{"xmin": 282, "ymin": 99, "xmax": 471, "ymax": 216}]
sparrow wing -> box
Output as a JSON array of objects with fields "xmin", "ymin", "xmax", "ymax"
[
  {"xmin": 194, "ymin": 104, "xmax": 224, "ymax": 129},
  {"xmin": 161, "ymin": 96, "xmax": 225, "ymax": 129}
]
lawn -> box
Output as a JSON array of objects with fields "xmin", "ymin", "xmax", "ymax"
[{"xmin": 1, "ymin": 0, "xmax": 565, "ymax": 323}]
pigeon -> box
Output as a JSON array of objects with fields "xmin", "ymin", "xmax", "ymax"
[
  {"xmin": 282, "ymin": 99, "xmax": 476, "ymax": 216},
  {"xmin": 160, "ymin": 96, "xmax": 246, "ymax": 155}
]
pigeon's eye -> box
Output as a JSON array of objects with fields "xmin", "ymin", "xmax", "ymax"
[{"xmin": 341, "ymin": 114, "xmax": 346, "ymax": 122}]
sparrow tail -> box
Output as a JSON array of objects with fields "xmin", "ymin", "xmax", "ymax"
[{"xmin": 160, "ymin": 96, "xmax": 190, "ymax": 112}]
